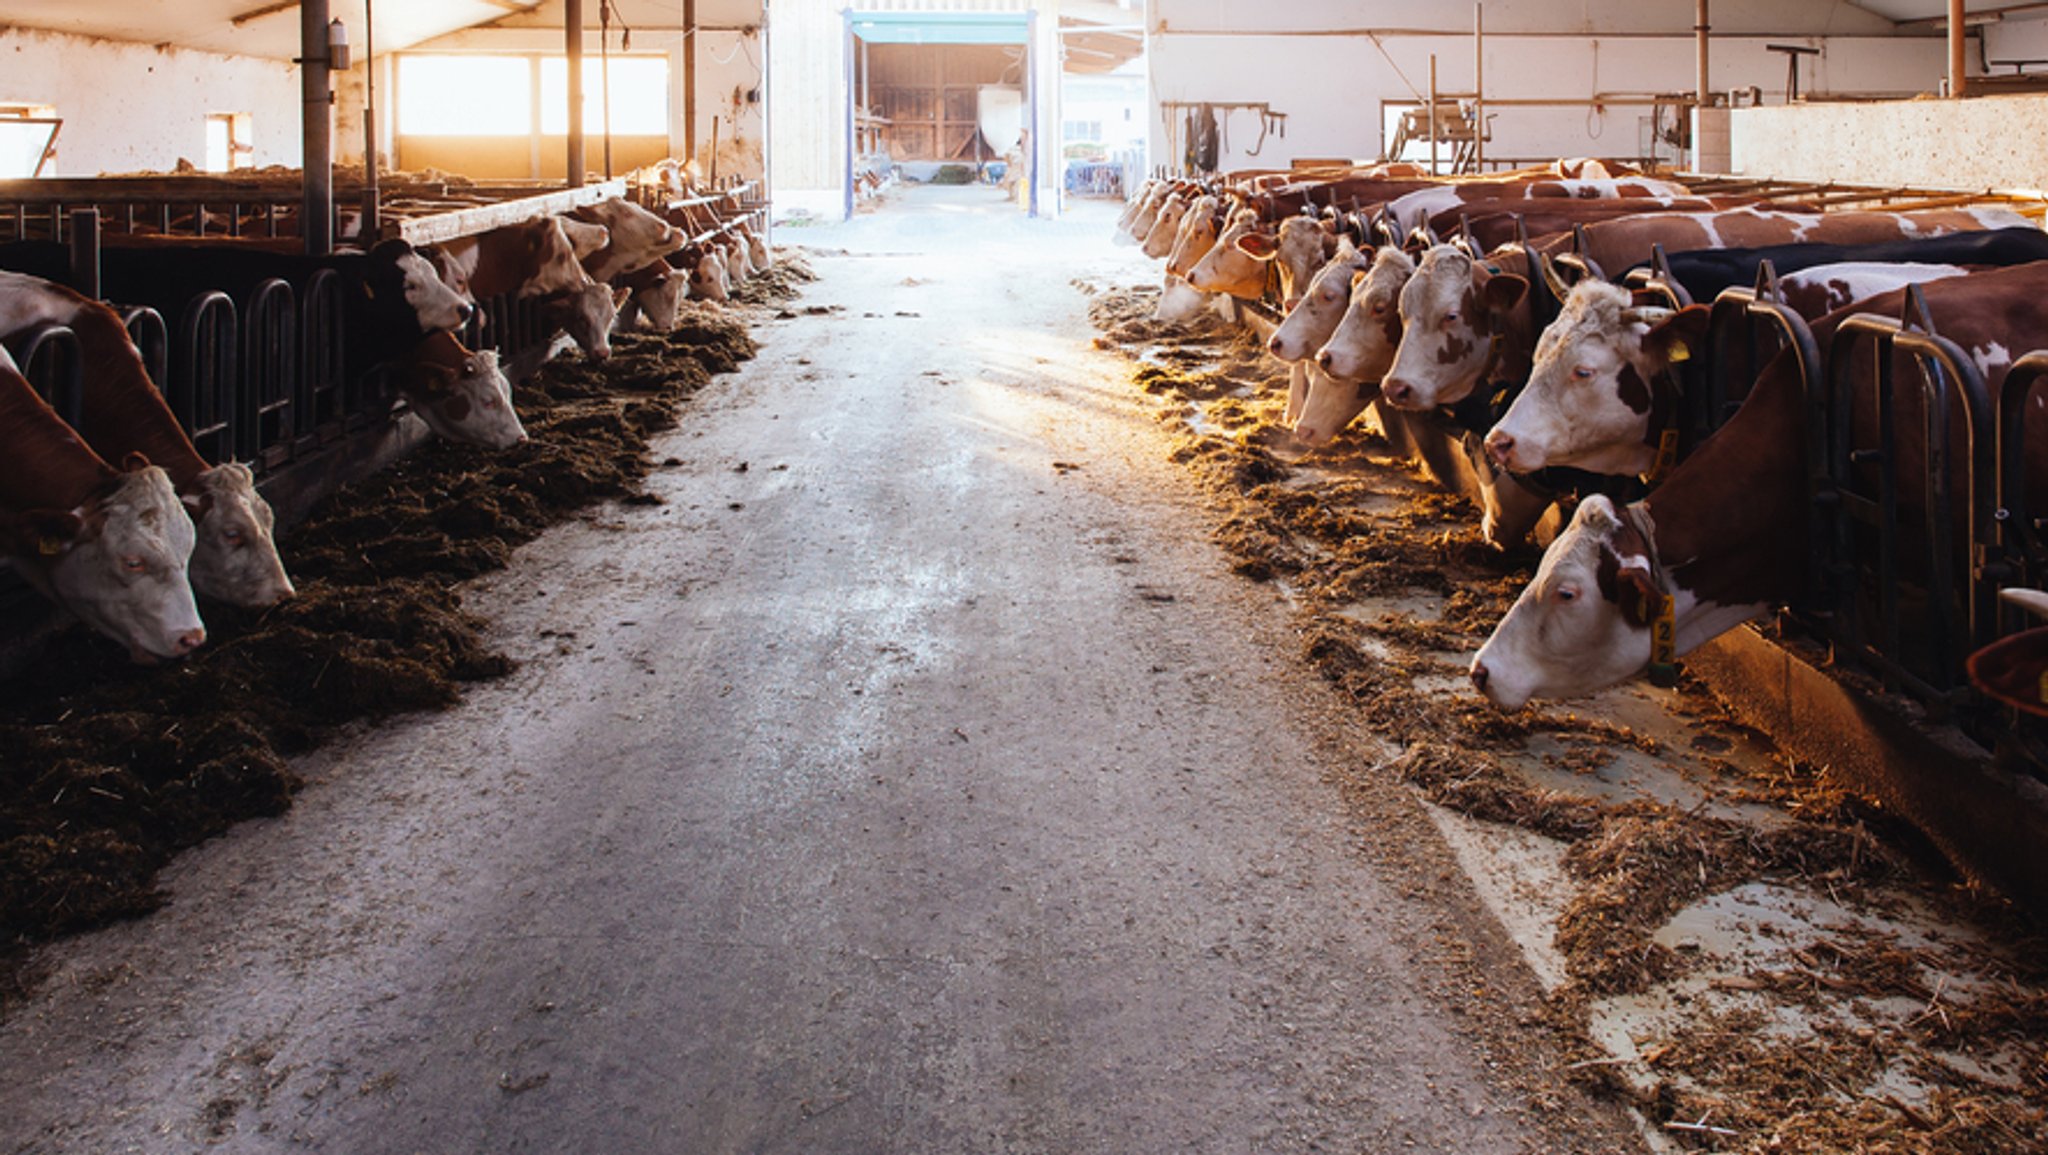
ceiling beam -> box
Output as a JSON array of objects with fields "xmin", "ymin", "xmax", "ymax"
[{"xmin": 232, "ymin": 1, "xmax": 297, "ymax": 26}]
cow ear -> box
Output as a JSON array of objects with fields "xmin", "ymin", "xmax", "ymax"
[
  {"xmin": 1482, "ymin": 272, "xmax": 1528, "ymax": 314},
  {"xmin": 7, "ymin": 508, "xmax": 84, "ymax": 555},
  {"xmin": 1234, "ymin": 231, "xmax": 1278, "ymax": 259},
  {"xmin": 1615, "ymin": 564, "xmax": 1666, "ymax": 628},
  {"xmin": 614, "ymin": 286, "xmax": 633, "ymax": 308},
  {"xmin": 181, "ymin": 491, "xmax": 215, "ymax": 518},
  {"xmin": 121, "ymin": 451, "xmax": 152, "ymax": 473},
  {"xmin": 1642, "ymin": 305, "xmax": 1711, "ymax": 368},
  {"xmin": 1572, "ymin": 493, "xmax": 1622, "ymax": 535}
]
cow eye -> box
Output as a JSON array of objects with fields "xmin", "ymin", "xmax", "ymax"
[
  {"xmin": 1572, "ymin": 365, "xmax": 1595, "ymax": 380},
  {"xmin": 222, "ymin": 527, "xmax": 245, "ymax": 546},
  {"xmin": 1443, "ymin": 310, "xmax": 1460, "ymax": 324},
  {"xmin": 121, "ymin": 556, "xmax": 147, "ymax": 574},
  {"xmin": 1555, "ymin": 585, "xmax": 1578, "ymax": 603},
  {"xmin": 1370, "ymin": 302, "xmax": 1386, "ymax": 316}
]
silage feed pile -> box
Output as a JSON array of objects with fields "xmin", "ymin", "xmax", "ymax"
[
  {"xmin": 0, "ymin": 294, "xmax": 778, "ymax": 1010},
  {"xmin": 1083, "ymin": 280, "xmax": 2048, "ymax": 1154}
]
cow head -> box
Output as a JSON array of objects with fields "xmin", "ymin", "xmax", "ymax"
[
  {"xmin": 547, "ymin": 281, "xmax": 627, "ymax": 360},
  {"xmin": 364, "ymin": 239, "xmax": 475, "ymax": 333},
  {"xmin": 1380, "ymin": 246, "xmax": 1529, "ymax": 410},
  {"xmin": 1969, "ymin": 589, "xmax": 2048, "ymax": 716},
  {"xmin": 1485, "ymin": 280, "xmax": 1708, "ymax": 476},
  {"xmin": 1140, "ymin": 193, "xmax": 1191, "ymax": 259},
  {"xmin": 573, "ymin": 197, "xmax": 688, "ymax": 283},
  {"xmin": 1315, "ymin": 244, "xmax": 1417, "ymax": 384},
  {"xmin": 1269, "ymin": 237, "xmax": 1374, "ymax": 363},
  {"xmin": 687, "ymin": 247, "xmax": 730, "ymax": 302},
  {"xmin": 183, "ymin": 462, "xmax": 294, "ymax": 608},
  {"xmin": 621, "ymin": 262, "xmax": 683, "ymax": 332},
  {"xmin": 1186, "ymin": 208, "xmax": 1272, "ymax": 300},
  {"xmin": 6, "ymin": 460, "xmax": 206, "ymax": 663},
  {"xmin": 394, "ymin": 336, "xmax": 527, "ymax": 449},
  {"xmin": 556, "ymin": 217, "xmax": 612, "ymax": 261},
  {"xmin": 1273, "ymin": 216, "xmax": 1339, "ymax": 309},
  {"xmin": 1165, "ymin": 196, "xmax": 1225, "ymax": 280},
  {"xmin": 1469, "ymin": 494, "xmax": 1667, "ymax": 709},
  {"xmin": 1152, "ymin": 275, "xmax": 1213, "ymax": 324}
]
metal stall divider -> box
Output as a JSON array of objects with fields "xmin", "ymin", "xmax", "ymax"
[
  {"xmin": 7, "ymin": 324, "xmax": 84, "ymax": 428},
  {"xmin": 173, "ymin": 292, "xmax": 239, "ymax": 467},
  {"xmin": 120, "ymin": 307, "xmax": 169, "ymax": 395},
  {"xmin": 240, "ymin": 278, "xmax": 298, "ymax": 468},
  {"xmin": 297, "ymin": 268, "xmax": 349, "ymax": 439},
  {"xmin": 1824, "ymin": 286, "xmax": 1996, "ymax": 704}
]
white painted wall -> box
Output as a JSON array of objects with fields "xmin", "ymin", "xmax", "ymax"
[
  {"xmin": 1147, "ymin": 0, "xmax": 1948, "ymax": 175},
  {"xmin": 0, "ymin": 26, "xmax": 299, "ymax": 175},
  {"xmin": 1732, "ymin": 94, "xmax": 2048, "ymax": 192}
]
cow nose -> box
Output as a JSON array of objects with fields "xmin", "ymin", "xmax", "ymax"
[
  {"xmin": 1383, "ymin": 378, "xmax": 1415, "ymax": 407},
  {"xmin": 1315, "ymin": 349, "xmax": 1335, "ymax": 372},
  {"xmin": 1293, "ymin": 423, "xmax": 1322, "ymax": 446},
  {"xmin": 1485, "ymin": 429, "xmax": 1514, "ymax": 467},
  {"xmin": 1268, "ymin": 334, "xmax": 1285, "ymax": 356},
  {"xmin": 1470, "ymin": 661, "xmax": 1490, "ymax": 694},
  {"xmin": 175, "ymin": 627, "xmax": 206, "ymax": 656},
  {"xmin": 457, "ymin": 302, "xmax": 476, "ymax": 324}
]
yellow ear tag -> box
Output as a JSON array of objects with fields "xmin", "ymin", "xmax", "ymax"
[
  {"xmin": 38, "ymin": 536, "xmax": 62, "ymax": 556},
  {"xmin": 1666, "ymin": 340, "xmax": 1691, "ymax": 364}
]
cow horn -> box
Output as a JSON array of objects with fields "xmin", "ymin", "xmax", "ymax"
[
  {"xmin": 1537, "ymin": 252, "xmax": 1572, "ymax": 303},
  {"xmin": 2000, "ymin": 587, "xmax": 2048, "ymax": 621},
  {"xmin": 1618, "ymin": 306, "xmax": 1675, "ymax": 327}
]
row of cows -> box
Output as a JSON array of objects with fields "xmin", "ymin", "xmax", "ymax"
[
  {"xmin": 0, "ymin": 187, "xmax": 774, "ymax": 665},
  {"xmin": 1114, "ymin": 161, "xmax": 2048, "ymax": 725}
]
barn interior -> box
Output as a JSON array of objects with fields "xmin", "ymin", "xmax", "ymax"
[{"xmin": 3, "ymin": 2, "xmax": 2048, "ymax": 1153}]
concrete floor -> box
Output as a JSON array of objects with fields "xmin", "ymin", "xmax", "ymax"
[{"xmin": 0, "ymin": 185, "xmax": 1640, "ymax": 1154}]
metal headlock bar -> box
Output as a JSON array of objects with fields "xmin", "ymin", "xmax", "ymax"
[
  {"xmin": 174, "ymin": 291, "xmax": 238, "ymax": 468},
  {"xmin": 297, "ymin": 269, "xmax": 350, "ymax": 441},
  {"xmin": 240, "ymin": 278, "xmax": 299, "ymax": 466},
  {"xmin": 8, "ymin": 324, "xmax": 83, "ymax": 430},
  {"xmin": 120, "ymin": 307, "xmax": 168, "ymax": 400}
]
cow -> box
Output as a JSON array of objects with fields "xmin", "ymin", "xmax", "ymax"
[
  {"xmin": 555, "ymin": 217, "xmax": 612, "ymax": 261},
  {"xmin": 1264, "ymin": 238, "xmax": 1378, "ymax": 425},
  {"xmin": 615, "ymin": 260, "xmax": 683, "ymax": 331},
  {"xmin": 1380, "ymin": 245, "xmax": 1535, "ymax": 411},
  {"xmin": 0, "ymin": 343, "xmax": 205, "ymax": 662},
  {"xmin": 1116, "ymin": 180, "xmax": 1167, "ymax": 244},
  {"xmin": 1482, "ymin": 279, "xmax": 1709, "ymax": 477},
  {"xmin": 0, "ymin": 270, "xmax": 294, "ymax": 607},
  {"xmin": 1295, "ymin": 245, "xmax": 1417, "ymax": 446},
  {"xmin": 1774, "ymin": 261, "xmax": 1971, "ymax": 321},
  {"xmin": 1139, "ymin": 191, "xmax": 1194, "ymax": 259},
  {"xmin": 1535, "ymin": 206, "xmax": 2029, "ymax": 283},
  {"xmin": 733, "ymin": 220, "xmax": 773, "ymax": 271},
  {"xmin": 682, "ymin": 244, "xmax": 730, "ymax": 303},
  {"xmin": 1471, "ymin": 261, "xmax": 2048, "ymax": 708},
  {"xmin": 1436, "ymin": 197, "xmax": 1762, "ymax": 253},
  {"xmin": 386, "ymin": 331, "xmax": 528, "ymax": 449},
  {"xmin": 434, "ymin": 216, "xmax": 592, "ymax": 301},
  {"xmin": 1166, "ymin": 196, "xmax": 1232, "ymax": 281},
  {"xmin": 1186, "ymin": 208, "xmax": 1280, "ymax": 300},
  {"xmin": 1384, "ymin": 178, "xmax": 1691, "ymax": 232},
  {"xmin": 568, "ymin": 196, "xmax": 687, "ymax": 283},
  {"xmin": 1627, "ymin": 226, "xmax": 2048, "ymax": 306},
  {"xmin": 541, "ymin": 281, "xmax": 629, "ymax": 360}
]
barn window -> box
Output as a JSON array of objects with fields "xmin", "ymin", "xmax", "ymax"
[
  {"xmin": 204, "ymin": 113, "xmax": 254, "ymax": 173},
  {"xmin": 538, "ymin": 56, "xmax": 669, "ymax": 136},
  {"xmin": 397, "ymin": 55, "xmax": 536, "ymax": 136},
  {"xmin": 0, "ymin": 105, "xmax": 58, "ymax": 178}
]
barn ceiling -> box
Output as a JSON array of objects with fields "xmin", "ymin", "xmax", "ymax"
[{"xmin": 0, "ymin": 0, "xmax": 762, "ymax": 60}]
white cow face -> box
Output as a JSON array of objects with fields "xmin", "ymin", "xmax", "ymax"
[
  {"xmin": 395, "ymin": 251, "xmax": 476, "ymax": 332},
  {"xmin": 1486, "ymin": 282, "xmax": 1706, "ymax": 476},
  {"xmin": 1381, "ymin": 246, "xmax": 1528, "ymax": 411},
  {"xmin": 9, "ymin": 465, "xmax": 206, "ymax": 663},
  {"xmin": 1470, "ymin": 495, "xmax": 1660, "ymax": 709},
  {"xmin": 621, "ymin": 268, "xmax": 683, "ymax": 332},
  {"xmin": 1315, "ymin": 245, "xmax": 1415, "ymax": 384},
  {"xmin": 554, "ymin": 282, "xmax": 626, "ymax": 359},
  {"xmin": 574, "ymin": 198, "xmax": 686, "ymax": 282},
  {"xmin": 557, "ymin": 218, "xmax": 612, "ymax": 260},
  {"xmin": 184, "ymin": 462, "xmax": 294, "ymax": 608},
  {"xmin": 1273, "ymin": 216, "xmax": 1337, "ymax": 309},
  {"xmin": 1268, "ymin": 238, "xmax": 1373, "ymax": 363},
  {"xmin": 688, "ymin": 250, "xmax": 730, "ymax": 302}
]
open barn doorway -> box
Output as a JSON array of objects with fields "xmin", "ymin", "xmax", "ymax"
[{"xmin": 844, "ymin": 11, "xmax": 1036, "ymax": 219}]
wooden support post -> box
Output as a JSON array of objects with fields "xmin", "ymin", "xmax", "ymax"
[
  {"xmin": 1950, "ymin": 0, "xmax": 1969, "ymax": 98},
  {"xmin": 567, "ymin": 0, "xmax": 585, "ymax": 186}
]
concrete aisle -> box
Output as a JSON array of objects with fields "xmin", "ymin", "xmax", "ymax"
[{"xmin": 0, "ymin": 186, "xmax": 1638, "ymax": 1154}]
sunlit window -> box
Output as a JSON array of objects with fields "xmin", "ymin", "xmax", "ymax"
[
  {"xmin": 397, "ymin": 55, "xmax": 534, "ymax": 136},
  {"xmin": 0, "ymin": 106, "xmax": 58, "ymax": 178},
  {"xmin": 540, "ymin": 56, "xmax": 669, "ymax": 135},
  {"xmin": 205, "ymin": 113, "xmax": 253, "ymax": 172}
]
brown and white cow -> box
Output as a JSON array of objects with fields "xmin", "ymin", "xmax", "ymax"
[
  {"xmin": 570, "ymin": 197, "xmax": 688, "ymax": 283},
  {"xmin": 1263, "ymin": 238, "xmax": 1378, "ymax": 425},
  {"xmin": 1483, "ymin": 279, "xmax": 1708, "ymax": 477},
  {"xmin": 1471, "ymin": 261, "xmax": 2048, "ymax": 707},
  {"xmin": 541, "ymin": 281, "xmax": 629, "ymax": 360},
  {"xmin": 388, "ymin": 332, "xmax": 529, "ymax": 449},
  {"xmin": 1166, "ymin": 196, "xmax": 1232, "ymax": 281},
  {"xmin": 1295, "ymin": 245, "xmax": 1417, "ymax": 446},
  {"xmin": 1380, "ymin": 245, "xmax": 1535, "ymax": 411},
  {"xmin": 1139, "ymin": 191, "xmax": 1194, "ymax": 260},
  {"xmin": 0, "ymin": 344, "xmax": 205, "ymax": 662},
  {"xmin": 435, "ymin": 216, "xmax": 591, "ymax": 301},
  {"xmin": 1535, "ymin": 206, "xmax": 2027, "ymax": 283},
  {"xmin": 0, "ymin": 271, "xmax": 294, "ymax": 607},
  {"xmin": 1774, "ymin": 261, "xmax": 1971, "ymax": 321},
  {"xmin": 683, "ymin": 245, "xmax": 731, "ymax": 303},
  {"xmin": 1385, "ymin": 178, "xmax": 1691, "ymax": 232},
  {"xmin": 556, "ymin": 217, "xmax": 612, "ymax": 262},
  {"xmin": 615, "ymin": 260, "xmax": 684, "ymax": 331},
  {"xmin": 1185, "ymin": 207, "xmax": 1280, "ymax": 300}
]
